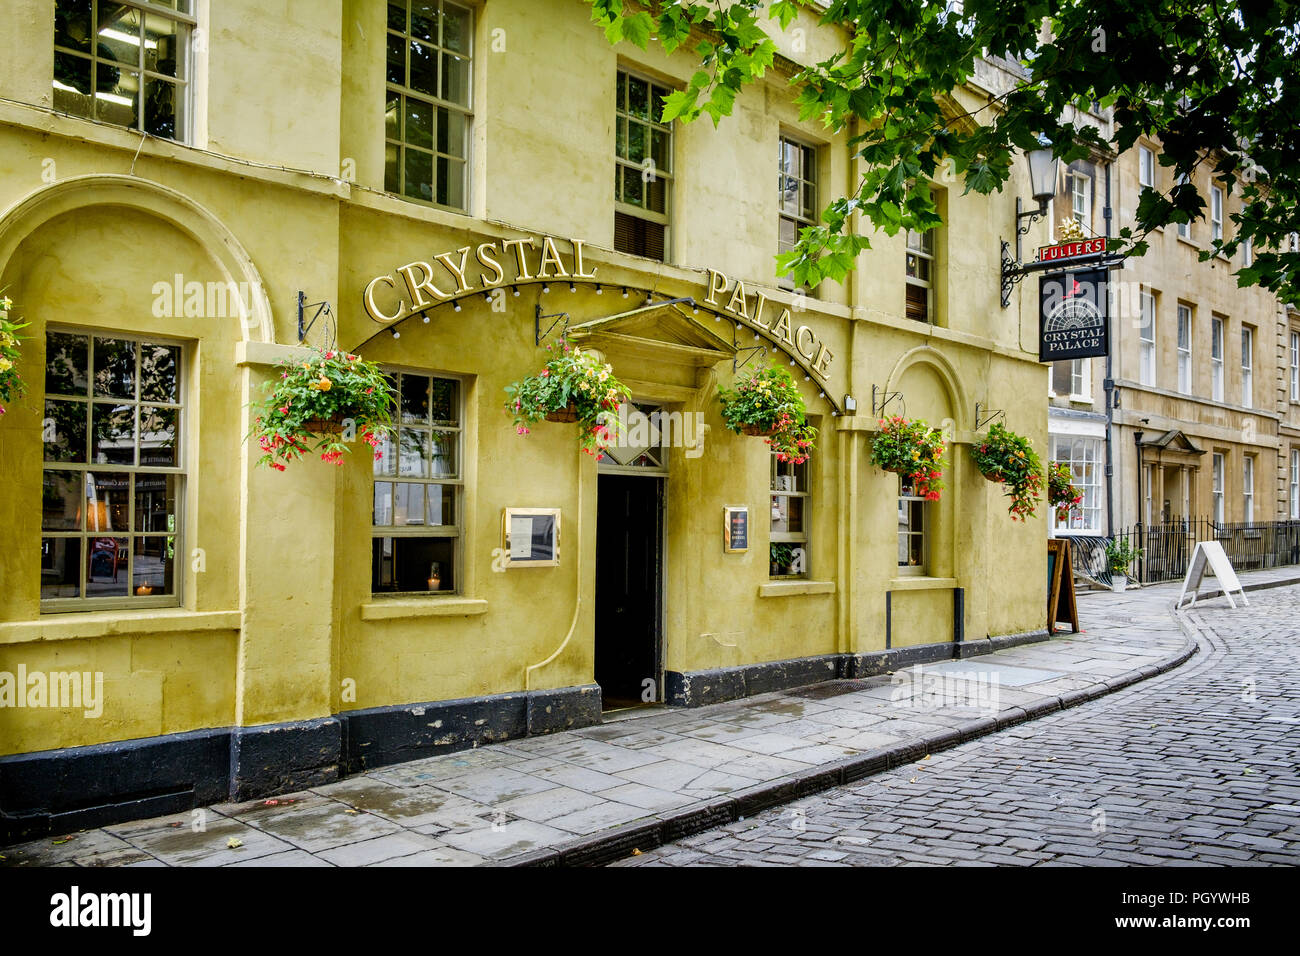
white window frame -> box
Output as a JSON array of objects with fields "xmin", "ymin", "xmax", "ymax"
[
  {"xmin": 1048, "ymin": 359, "xmax": 1090, "ymax": 401},
  {"xmin": 1243, "ymin": 455, "xmax": 1254, "ymax": 523},
  {"xmin": 1212, "ymin": 452, "xmax": 1225, "ymax": 523},
  {"xmin": 1210, "ymin": 185, "xmax": 1224, "ymax": 243},
  {"xmin": 1175, "ymin": 173, "xmax": 1191, "ymax": 240},
  {"xmin": 1144, "ymin": 464, "xmax": 1154, "ymax": 525},
  {"xmin": 1290, "ymin": 331, "xmax": 1299, "ymax": 403},
  {"xmin": 1242, "ymin": 236, "xmax": 1253, "ymax": 267},
  {"xmin": 1291, "ymin": 448, "xmax": 1299, "ymax": 520},
  {"xmin": 1049, "ymin": 434, "xmax": 1104, "ymax": 534},
  {"xmin": 1070, "ymin": 172, "xmax": 1091, "ymax": 234},
  {"xmin": 1211, "ymin": 316, "xmax": 1225, "ymax": 402},
  {"xmin": 1138, "ymin": 146, "xmax": 1154, "ymax": 189},
  {"xmin": 1241, "ymin": 325, "xmax": 1253, "ymax": 409},
  {"xmin": 1139, "ymin": 290, "xmax": 1156, "ymax": 386},
  {"xmin": 52, "ymin": 0, "xmax": 196, "ymax": 143},
  {"xmin": 1176, "ymin": 304, "xmax": 1192, "ymax": 393}
]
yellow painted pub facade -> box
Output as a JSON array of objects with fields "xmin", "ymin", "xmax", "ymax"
[{"xmin": 0, "ymin": 0, "xmax": 1051, "ymax": 837}]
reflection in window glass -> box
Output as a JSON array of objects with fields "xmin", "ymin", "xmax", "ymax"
[
  {"xmin": 41, "ymin": 330, "xmax": 184, "ymax": 608},
  {"xmin": 52, "ymin": 0, "xmax": 192, "ymax": 141},
  {"xmin": 384, "ymin": 0, "xmax": 473, "ymax": 211},
  {"xmin": 373, "ymin": 371, "xmax": 463, "ymax": 592}
]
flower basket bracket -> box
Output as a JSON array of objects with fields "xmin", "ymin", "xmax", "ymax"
[{"xmin": 871, "ymin": 384, "xmax": 904, "ymax": 418}]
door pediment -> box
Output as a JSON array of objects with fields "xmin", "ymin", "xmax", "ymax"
[{"xmin": 567, "ymin": 302, "xmax": 738, "ymax": 369}]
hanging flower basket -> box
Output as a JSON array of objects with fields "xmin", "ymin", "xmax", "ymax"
[
  {"xmin": 969, "ymin": 422, "xmax": 1044, "ymax": 521},
  {"xmin": 0, "ymin": 293, "xmax": 28, "ymax": 417},
  {"xmin": 544, "ymin": 403, "xmax": 580, "ymax": 423},
  {"xmin": 248, "ymin": 348, "xmax": 396, "ymax": 470},
  {"xmin": 717, "ymin": 363, "xmax": 818, "ymax": 463},
  {"xmin": 869, "ymin": 416, "xmax": 946, "ymax": 500},
  {"xmin": 1048, "ymin": 461, "xmax": 1084, "ymax": 521},
  {"xmin": 302, "ymin": 415, "xmax": 346, "ymax": 435},
  {"xmin": 504, "ymin": 341, "xmax": 632, "ymax": 457}
]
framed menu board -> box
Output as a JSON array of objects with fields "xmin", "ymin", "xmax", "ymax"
[
  {"xmin": 723, "ymin": 506, "xmax": 749, "ymax": 553},
  {"xmin": 502, "ymin": 508, "xmax": 560, "ymax": 567}
]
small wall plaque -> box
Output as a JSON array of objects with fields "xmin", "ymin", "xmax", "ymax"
[
  {"xmin": 503, "ymin": 508, "xmax": 560, "ymax": 567},
  {"xmin": 723, "ymin": 506, "xmax": 749, "ymax": 553}
]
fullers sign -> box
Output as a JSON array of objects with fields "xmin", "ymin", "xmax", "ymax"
[{"xmin": 1039, "ymin": 268, "xmax": 1109, "ymax": 362}]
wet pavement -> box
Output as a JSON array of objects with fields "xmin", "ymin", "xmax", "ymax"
[
  {"xmin": 2, "ymin": 570, "xmax": 1289, "ymax": 867},
  {"xmin": 614, "ymin": 582, "xmax": 1300, "ymax": 867}
]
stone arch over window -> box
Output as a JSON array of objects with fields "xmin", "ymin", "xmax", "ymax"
[
  {"xmin": 883, "ymin": 345, "xmax": 966, "ymax": 432},
  {"xmin": 0, "ymin": 174, "xmax": 273, "ymax": 343},
  {"xmin": 880, "ymin": 346, "xmax": 969, "ymax": 581}
]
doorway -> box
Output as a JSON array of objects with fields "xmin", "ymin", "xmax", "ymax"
[{"xmin": 595, "ymin": 474, "xmax": 664, "ymax": 710}]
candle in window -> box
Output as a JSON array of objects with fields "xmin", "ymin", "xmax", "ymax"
[
  {"xmin": 427, "ymin": 562, "xmax": 441, "ymax": 591},
  {"xmin": 136, "ymin": 583, "xmax": 153, "ymax": 596}
]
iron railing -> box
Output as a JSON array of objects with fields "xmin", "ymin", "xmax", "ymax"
[{"xmin": 1061, "ymin": 519, "xmax": 1300, "ymax": 586}]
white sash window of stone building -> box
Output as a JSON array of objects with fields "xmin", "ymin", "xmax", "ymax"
[
  {"xmin": 1243, "ymin": 456, "xmax": 1255, "ymax": 523},
  {"xmin": 1242, "ymin": 236, "xmax": 1253, "ymax": 267},
  {"xmin": 1212, "ymin": 452, "xmax": 1225, "ymax": 524},
  {"xmin": 615, "ymin": 69, "xmax": 674, "ymax": 262},
  {"xmin": 1177, "ymin": 304, "xmax": 1192, "ymax": 393},
  {"xmin": 41, "ymin": 330, "xmax": 184, "ymax": 610},
  {"xmin": 1291, "ymin": 332, "xmax": 1299, "ymax": 402},
  {"xmin": 1070, "ymin": 172, "xmax": 1091, "ymax": 234},
  {"xmin": 1175, "ymin": 173, "xmax": 1192, "ymax": 239},
  {"xmin": 905, "ymin": 229, "xmax": 935, "ymax": 323},
  {"xmin": 1210, "ymin": 186, "xmax": 1224, "ymax": 243},
  {"xmin": 372, "ymin": 371, "xmax": 463, "ymax": 594},
  {"xmin": 384, "ymin": 0, "xmax": 473, "ymax": 211},
  {"xmin": 1241, "ymin": 325, "xmax": 1253, "ymax": 408},
  {"xmin": 1138, "ymin": 146, "xmax": 1155, "ymax": 189},
  {"xmin": 770, "ymin": 448, "xmax": 810, "ymax": 578},
  {"xmin": 1211, "ymin": 315, "xmax": 1225, "ymax": 402},
  {"xmin": 52, "ymin": 0, "xmax": 195, "ymax": 142},
  {"xmin": 778, "ymin": 136, "xmax": 818, "ymax": 286},
  {"xmin": 1048, "ymin": 358, "xmax": 1089, "ymax": 401},
  {"xmin": 1291, "ymin": 449, "xmax": 1300, "ymax": 519},
  {"xmin": 1139, "ymin": 290, "xmax": 1156, "ymax": 386},
  {"xmin": 1051, "ymin": 436, "xmax": 1103, "ymax": 533},
  {"xmin": 1144, "ymin": 464, "xmax": 1154, "ymax": 525}
]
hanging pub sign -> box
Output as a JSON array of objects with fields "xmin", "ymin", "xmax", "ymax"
[
  {"xmin": 1037, "ymin": 237, "xmax": 1106, "ymax": 262},
  {"xmin": 1038, "ymin": 267, "xmax": 1109, "ymax": 362}
]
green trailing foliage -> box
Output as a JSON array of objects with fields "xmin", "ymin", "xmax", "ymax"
[{"xmin": 585, "ymin": 0, "xmax": 1300, "ymax": 304}]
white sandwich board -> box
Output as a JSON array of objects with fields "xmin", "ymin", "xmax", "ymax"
[{"xmin": 1175, "ymin": 540, "xmax": 1248, "ymax": 609}]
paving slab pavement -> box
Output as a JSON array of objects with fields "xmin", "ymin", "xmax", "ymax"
[{"xmin": 4, "ymin": 567, "xmax": 1294, "ymax": 868}]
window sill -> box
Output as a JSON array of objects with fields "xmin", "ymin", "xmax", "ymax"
[
  {"xmin": 0, "ymin": 609, "xmax": 240, "ymax": 646},
  {"xmin": 1176, "ymin": 233, "xmax": 1199, "ymax": 249},
  {"xmin": 757, "ymin": 580, "xmax": 835, "ymax": 598},
  {"xmin": 889, "ymin": 576, "xmax": 958, "ymax": 591},
  {"xmin": 360, "ymin": 597, "xmax": 488, "ymax": 620}
]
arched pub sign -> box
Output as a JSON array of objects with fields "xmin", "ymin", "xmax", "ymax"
[{"xmin": 1038, "ymin": 238, "xmax": 1110, "ymax": 362}]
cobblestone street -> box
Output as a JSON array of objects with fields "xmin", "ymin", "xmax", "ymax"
[{"xmin": 614, "ymin": 587, "xmax": 1300, "ymax": 866}]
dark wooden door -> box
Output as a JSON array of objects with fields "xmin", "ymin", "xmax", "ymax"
[{"xmin": 595, "ymin": 475, "xmax": 663, "ymax": 707}]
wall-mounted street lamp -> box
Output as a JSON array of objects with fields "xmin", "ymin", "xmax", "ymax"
[{"xmin": 999, "ymin": 138, "xmax": 1061, "ymax": 308}]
